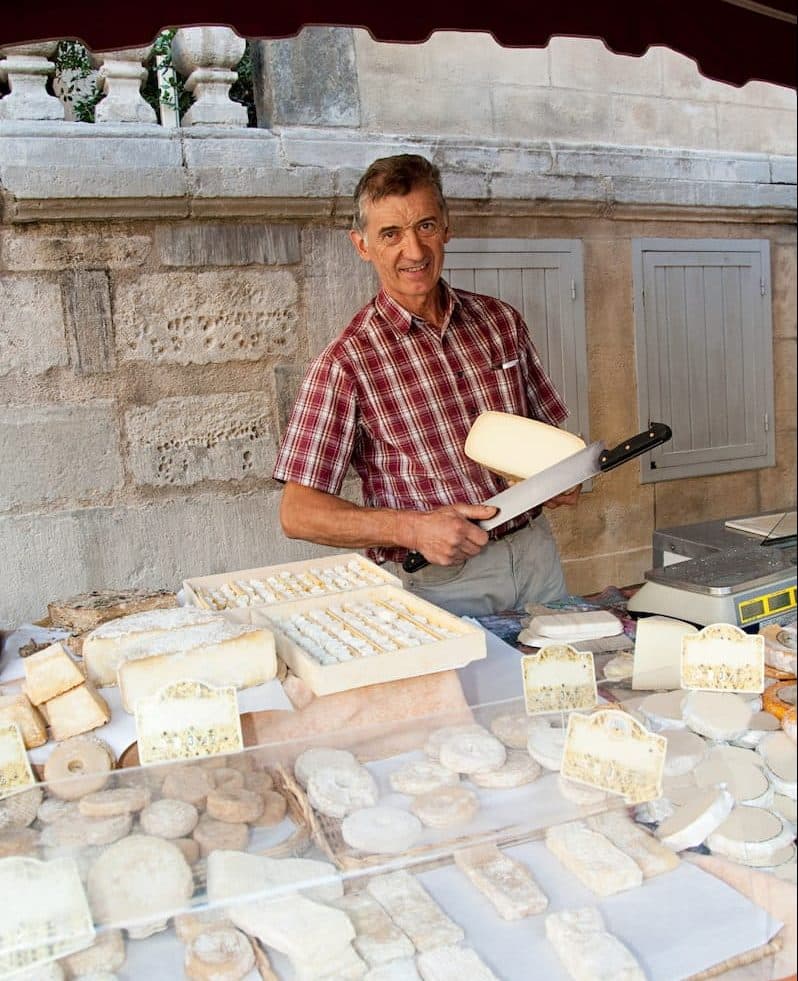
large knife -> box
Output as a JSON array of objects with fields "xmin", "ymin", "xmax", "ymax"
[{"xmin": 403, "ymin": 422, "xmax": 672, "ymax": 574}]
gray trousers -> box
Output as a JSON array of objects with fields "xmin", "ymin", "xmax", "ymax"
[{"xmin": 385, "ymin": 513, "xmax": 567, "ymax": 618}]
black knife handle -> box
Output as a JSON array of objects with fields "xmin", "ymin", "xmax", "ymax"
[
  {"xmin": 599, "ymin": 422, "xmax": 672, "ymax": 472},
  {"xmin": 403, "ymin": 550, "xmax": 429, "ymax": 573}
]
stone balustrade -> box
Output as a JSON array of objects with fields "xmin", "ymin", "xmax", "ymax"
[{"xmin": 0, "ymin": 27, "xmax": 250, "ymax": 125}]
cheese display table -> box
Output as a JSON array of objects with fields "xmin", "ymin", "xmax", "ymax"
[{"xmin": 0, "ymin": 558, "xmax": 796, "ymax": 980}]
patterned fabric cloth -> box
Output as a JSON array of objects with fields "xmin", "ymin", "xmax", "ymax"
[{"xmin": 273, "ymin": 279, "xmax": 568, "ymax": 563}]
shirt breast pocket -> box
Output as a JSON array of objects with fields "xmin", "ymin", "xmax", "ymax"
[{"xmin": 480, "ymin": 356, "xmax": 525, "ymax": 414}]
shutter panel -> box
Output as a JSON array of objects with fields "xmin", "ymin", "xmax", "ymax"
[{"xmin": 634, "ymin": 240, "xmax": 774, "ymax": 482}]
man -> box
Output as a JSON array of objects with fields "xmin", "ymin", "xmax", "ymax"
[{"xmin": 272, "ymin": 154, "xmax": 579, "ymax": 616}]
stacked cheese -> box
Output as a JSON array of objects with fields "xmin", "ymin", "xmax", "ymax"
[
  {"xmin": 82, "ymin": 606, "xmax": 277, "ymax": 712},
  {"xmin": 19, "ymin": 642, "xmax": 110, "ymax": 743}
]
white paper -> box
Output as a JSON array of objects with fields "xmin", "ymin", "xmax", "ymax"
[{"xmin": 457, "ymin": 618, "xmax": 527, "ymax": 705}]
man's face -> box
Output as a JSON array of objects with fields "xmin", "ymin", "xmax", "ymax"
[{"xmin": 349, "ymin": 185, "xmax": 450, "ymax": 312}]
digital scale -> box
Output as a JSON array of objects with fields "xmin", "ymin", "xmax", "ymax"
[{"xmin": 628, "ymin": 511, "xmax": 797, "ymax": 628}]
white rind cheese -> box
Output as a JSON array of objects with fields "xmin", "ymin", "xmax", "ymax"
[
  {"xmin": 655, "ymin": 788, "xmax": 735, "ymax": 852},
  {"xmin": 333, "ymin": 891, "xmax": 415, "ymax": 967},
  {"xmin": 586, "ymin": 810, "xmax": 680, "ymax": 878},
  {"xmin": 416, "ymin": 945, "xmax": 499, "ymax": 981},
  {"xmin": 638, "ymin": 691, "xmax": 687, "ymax": 732},
  {"xmin": 682, "ymin": 690, "xmax": 753, "ymax": 741},
  {"xmin": 706, "ymin": 805, "xmax": 794, "ymax": 863},
  {"xmin": 545, "ymin": 821, "xmax": 643, "ymax": 896},
  {"xmin": 83, "ymin": 607, "xmax": 224, "ymax": 686},
  {"xmin": 661, "ymin": 728, "xmax": 708, "ymax": 777},
  {"xmin": 366, "ymin": 870, "xmax": 464, "ymax": 952},
  {"xmin": 757, "ymin": 732, "xmax": 798, "ymax": 799},
  {"xmin": 464, "ymin": 411, "xmax": 586, "ymax": 482},
  {"xmin": 545, "ymin": 907, "xmax": 645, "ymax": 981},
  {"xmin": 117, "ymin": 625, "xmax": 276, "ymax": 712},
  {"xmin": 454, "ymin": 843, "xmax": 549, "ymax": 919},
  {"xmin": 694, "ymin": 756, "xmax": 773, "ymax": 807}
]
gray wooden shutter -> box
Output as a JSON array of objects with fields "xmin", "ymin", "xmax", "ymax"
[
  {"xmin": 633, "ymin": 239, "xmax": 775, "ymax": 482},
  {"xmin": 443, "ymin": 239, "xmax": 590, "ymax": 444}
]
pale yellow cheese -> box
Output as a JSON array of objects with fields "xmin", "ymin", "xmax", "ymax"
[
  {"xmin": 117, "ymin": 626, "xmax": 277, "ymax": 712},
  {"xmin": 0, "ymin": 692, "xmax": 48, "ymax": 749},
  {"xmin": 464, "ymin": 411, "xmax": 586, "ymax": 481},
  {"xmin": 46, "ymin": 682, "xmax": 111, "ymax": 741},
  {"xmin": 22, "ymin": 642, "xmax": 84, "ymax": 705}
]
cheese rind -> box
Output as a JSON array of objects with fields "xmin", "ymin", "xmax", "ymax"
[
  {"xmin": 117, "ymin": 626, "xmax": 277, "ymax": 712},
  {"xmin": 545, "ymin": 821, "xmax": 643, "ymax": 896},
  {"xmin": 0, "ymin": 693, "xmax": 47, "ymax": 749},
  {"xmin": 464, "ymin": 411, "xmax": 586, "ymax": 482},
  {"xmin": 655, "ymin": 788, "xmax": 735, "ymax": 851},
  {"xmin": 706, "ymin": 805, "xmax": 794, "ymax": 862},
  {"xmin": 22, "ymin": 642, "xmax": 84, "ymax": 705},
  {"xmin": 45, "ymin": 682, "xmax": 110, "ymax": 742}
]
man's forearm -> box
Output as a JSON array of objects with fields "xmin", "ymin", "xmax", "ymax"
[{"xmin": 280, "ymin": 482, "xmax": 411, "ymax": 550}]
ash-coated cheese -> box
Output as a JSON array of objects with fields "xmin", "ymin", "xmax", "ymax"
[
  {"xmin": 22, "ymin": 641, "xmax": 84, "ymax": 705},
  {"xmin": 45, "ymin": 682, "xmax": 110, "ymax": 741},
  {"xmin": 545, "ymin": 821, "xmax": 643, "ymax": 896},
  {"xmin": 545, "ymin": 907, "xmax": 645, "ymax": 981},
  {"xmin": 117, "ymin": 624, "xmax": 277, "ymax": 712}
]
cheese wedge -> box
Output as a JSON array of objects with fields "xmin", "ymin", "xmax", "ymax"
[
  {"xmin": 464, "ymin": 411, "xmax": 586, "ymax": 482},
  {"xmin": 117, "ymin": 624, "xmax": 277, "ymax": 712},
  {"xmin": 22, "ymin": 642, "xmax": 84, "ymax": 705},
  {"xmin": 0, "ymin": 692, "xmax": 47, "ymax": 749},
  {"xmin": 82, "ymin": 606, "xmax": 224, "ymax": 686},
  {"xmin": 45, "ymin": 682, "xmax": 110, "ymax": 741}
]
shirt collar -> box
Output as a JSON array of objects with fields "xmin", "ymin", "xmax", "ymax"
[{"xmin": 373, "ymin": 280, "xmax": 462, "ymax": 338}]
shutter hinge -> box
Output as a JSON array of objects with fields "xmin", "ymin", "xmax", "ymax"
[
  {"xmin": 764, "ymin": 412, "xmax": 770, "ymax": 432},
  {"xmin": 760, "ymin": 278, "xmax": 766, "ymax": 296},
  {"xmin": 570, "ymin": 279, "xmax": 577, "ymax": 301}
]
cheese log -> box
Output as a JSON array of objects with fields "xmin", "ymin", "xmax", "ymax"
[
  {"xmin": 366, "ymin": 870, "xmax": 464, "ymax": 952},
  {"xmin": 22, "ymin": 642, "xmax": 84, "ymax": 705},
  {"xmin": 545, "ymin": 821, "xmax": 643, "ymax": 896},
  {"xmin": 585, "ymin": 810, "xmax": 680, "ymax": 878},
  {"xmin": 333, "ymin": 892, "xmax": 415, "ymax": 967},
  {"xmin": 0, "ymin": 692, "xmax": 47, "ymax": 749},
  {"xmin": 45, "ymin": 682, "xmax": 111, "ymax": 741},
  {"xmin": 464, "ymin": 411, "xmax": 586, "ymax": 482},
  {"xmin": 416, "ymin": 945, "xmax": 499, "ymax": 981},
  {"xmin": 545, "ymin": 907, "xmax": 645, "ymax": 981},
  {"xmin": 82, "ymin": 606, "xmax": 224, "ymax": 686},
  {"xmin": 117, "ymin": 625, "xmax": 277, "ymax": 712},
  {"xmin": 453, "ymin": 843, "xmax": 548, "ymax": 918}
]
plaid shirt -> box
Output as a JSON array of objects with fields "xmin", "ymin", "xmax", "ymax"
[{"xmin": 273, "ymin": 280, "xmax": 568, "ymax": 564}]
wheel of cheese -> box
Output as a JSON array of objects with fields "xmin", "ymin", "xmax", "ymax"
[
  {"xmin": 757, "ymin": 731, "xmax": 798, "ymax": 797},
  {"xmin": 731, "ymin": 711, "xmax": 782, "ymax": 750},
  {"xmin": 763, "ymin": 681, "xmax": 796, "ymax": 721},
  {"xmin": 438, "ymin": 730, "xmax": 506, "ymax": 775},
  {"xmin": 470, "ymin": 750, "xmax": 542, "ymax": 789},
  {"xmin": 249, "ymin": 790, "xmax": 287, "ymax": 828},
  {"xmin": 341, "ymin": 806, "xmax": 423, "ymax": 854},
  {"xmin": 760, "ymin": 623, "xmax": 797, "ymax": 676},
  {"xmin": 526, "ymin": 717, "xmax": 567, "ymax": 771},
  {"xmin": 37, "ymin": 798, "xmax": 80, "ymax": 824},
  {"xmin": 557, "ymin": 775, "xmax": 610, "ymax": 806},
  {"xmin": 663, "ymin": 771, "xmax": 700, "ymax": 806},
  {"xmin": 638, "ymin": 691, "xmax": 687, "ymax": 732},
  {"xmin": 661, "ymin": 729, "xmax": 708, "ymax": 777},
  {"xmin": 185, "ymin": 926, "xmax": 255, "ymax": 981},
  {"xmin": 206, "ymin": 787, "xmax": 264, "ymax": 824},
  {"xmin": 424, "ymin": 724, "xmax": 489, "ymax": 762},
  {"xmin": 782, "ymin": 706, "xmax": 797, "ymax": 744},
  {"xmin": 87, "ymin": 835, "xmax": 193, "ymax": 934},
  {"xmin": 293, "ymin": 747, "xmax": 359, "ymax": 788},
  {"xmin": 737, "ymin": 842, "xmax": 796, "ymax": 871},
  {"xmin": 40, "ymin": 812, "xmax": 132, "ymax": 848},
  {"xmin": 706, "ymin": 805, "xmax": 793, "ymax": 863},
  {"xmin": 43, "ymin": 736, "xmax": 115, "ymax": 800},
  {"xmin": 306, "ymin": 765, "xmax": 379, "ymax": 819},
  {"xmin": 193, "ymin": 814, "xmax": 250, "ymax": 857},
  {"xmin": 771, "ymin": 793, "xmax": 797, "ymax": 836},
  {"xmin": 211, "ymin": 768, "xmax": 245, "ymax": 793},
  {"xmin": 78, "ymin": 786, "xmax": 151, "ymax": 818},
  {"xmin": 694, "ymin": 756, "xmax": 772, "ymax": 807},
  {"xmin": 140, "ymin": 798, "xmax": 199, "ymax": 838},
  {"xmin": 243, "ymin": 770, "xmax": 274, "ymax": 794},
  {"xmin": 389, "ymin": 759, "xmax": 460, "ymax": 796},
  {"xmin": 489, "ymin": 712, "xmax": 534, "ymax": 750},
  {"xmin": 655, "ymin": 787, "xmax": 735, "ymax": 851},
  {"xmin": 410, "ymin": 785, "xmax": 480, "ymax": 828},
  {"xmin": 682, "ymin": 691, "xmax": 752, "ymax": 741},
  {"xmin": 0, "ymin": 786, "xmax": 42, "ymax": 830},
  {"xmin": 162, "ymin": 766, "xmax": 216, "ymax": 808}
]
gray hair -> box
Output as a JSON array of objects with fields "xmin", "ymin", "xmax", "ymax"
[{"xmin": 352, "ymin": 154, "xmax": 448, "ymax": 232}]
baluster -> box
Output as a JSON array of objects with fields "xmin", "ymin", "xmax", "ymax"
[
  {"xmin": 0, "ymin": 42, "xmax": 64, "ymax": 120},
  {"xmin": 171, "ymin": 27, "xmax": 247, "ymax": 126},
  {"xmin": 90, "ymin": 46, "xmax": 157, "ymax": 123}
]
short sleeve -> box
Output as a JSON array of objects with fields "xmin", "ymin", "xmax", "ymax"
[
  {"xmin": 272, "ymin": 354, "xmax": 358, "ymax": 494},
  {"xmin": 516, "ymin": 307, "xmax": 569, "ymax": 426}
]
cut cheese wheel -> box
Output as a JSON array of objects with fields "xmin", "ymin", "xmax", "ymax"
[
  {"xmin": 661, "ymin": 729, "xmax": 707, "ymax": 777},
  {"xmin": 655, "ymin": 787, "xmax": 734, "ymax": 851},
  {"xmin": 771, "ymin": 793, "xmax": 797, "ymax": 835},
  {"xmin": 757, "ymin": 731, "xmax": 798, "ymax": 798},
  {"xmin": 694, "ymin": 756, "xmax": 772, "ymax": 806},
  {"xmin": 682, "ymin": 690, "xmax": 752, "ymax": 741},
  {"xmin": 464, "ymin": 411, "xmax": 586, "ymax": 482},
  {"xmin": 732, "ymin": 710, "xmax": 782, "ymax": 750},
  {"xmin": 737, "ymin": 842, "xmax": 797, "ymax": 870},
  {"xmin": 706, "ymin": 805, "xmax": 793, "ymax": 862},
  {"xmin": 638, "ymin": 691, "xmax": 687, "ymax": 732},
  {"xmin": 341, "ymin": 806, "xmax": 423, "ymax": 854}
]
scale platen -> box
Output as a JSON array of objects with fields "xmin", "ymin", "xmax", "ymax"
[{"xmin": 627, "ymin": 542, "xmax": 797, "ymax": 628}]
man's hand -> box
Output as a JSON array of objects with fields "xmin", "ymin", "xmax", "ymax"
[
  {"xmin": 543, "ymin": 484, "xmax": 582, "ymax": 509},
  {"xmin": 408, "ymin": 503, "xmax": 497, "ymax": 566}
]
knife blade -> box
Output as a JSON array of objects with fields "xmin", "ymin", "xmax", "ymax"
[{"xmin": 402, "ymin": 422, "xmax": 672, "ymax": 573}]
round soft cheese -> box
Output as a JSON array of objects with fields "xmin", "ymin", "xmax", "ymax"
[
  {"xmin": 682, "ymin": 691, "xmax": 752, "ymax": 741},
  {"xmin": 694, "ymin": 756, "xmax": 772, "ymax": 807},
  {"xmin": 738, "ymin": 842, "xmax": 796, "ymax": 871},
  {"xmin": 757, "ymin": 731, "xmax": 798, "ymax": 797},
  {"xmin": 706, "ymin": 805, "xmax": 793, "ymax": 863},
  {"xmin": 341, "ymin": 806, "xmax": 423, "ymax": 854},
  {"xmin": 638, "ymin": 691, "xmax": 687, "ymax": 732},
  {"xmin": 662, "ymin": 729, "xmax": 708, "ymax": 777},
  {"xmin": 655, "ymin": 788, "xmax": 735, "ymax": 851},
  {"xmin": 732, "ymin": 711, "xmax": 782, "ymax": 750}
]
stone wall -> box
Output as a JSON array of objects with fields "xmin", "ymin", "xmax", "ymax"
[{"xmin": 0, "ymin": 31, "xmax": 795, "ymax": 627}]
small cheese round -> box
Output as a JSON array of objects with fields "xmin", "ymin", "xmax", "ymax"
[
  {"xmin": 78, "ymin": 786, "xmax": 151, "ymax": 818},
  {"xmin": 411, "ymin": 785, "xmax": 480, "ymax": 828},
  {"xmin": 185, "ymin": 926, "xmax": 255, "ymax": 981},
  {"xmin": 661, "ymin": 729, "xmax": 708, "ymax": 777},
  {"xmin": 706, "ymin": 805, "xmax": 793, "ymax": 863},
  {"xmin": 193, "ymin": 814, "xmax": 250, "ymax": 857},
  {"xmin": 306, "ymin": 765, "xmax": 379, "ymax": 819},
  {"xmin": 638, "ymin": 691, "xmax": 687, "ymax": 732},
  {"xmin": 341, "ymin": 806, "xmax": 423, "ymax": 854},
  {"xmin": 205, "ymin": 788, "xmax": 264, "ymax": 824},
  {"xmin": 293, "ymin": 748, "xmax": 358, "ymax": 788},
  {"xmin": 438, "ymin": 730, "xmax": 506, "ymax": 775},
  {"xmin": 470, "ymin": 750, "xmax": 542, "ymax": 789},
  {"xmin": 682, "ymin": 691, "xmax": 753, "ymax": 741},
  {"xmin": 389, "ymin": 759, "xmax": 460, "ymax": 796},
  {"xmin": 140, "ymin": 798, "xmax": 199, "ymax": 839},
  {"xmin": 249, "ymin": 790, "xmax": 288, "ymax": 828},
  {"xmin": 424, "ymin": 724, "xmax": 489, "ymax": 762},
  {"xmin": 162, "ymin": 766, "xmax": 215, "ymax": 808},
  {"xmin": 489, "ymin": 712, "xmax": 535, "ymax": 750},
  {"xmin": 43, "ymin": 736, "xmax": 114, "ymax": 800}
]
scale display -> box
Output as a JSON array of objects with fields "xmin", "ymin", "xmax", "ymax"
[{"xmin": 628, "ymin": 544, "xmax": 797, "ymax": 628}]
